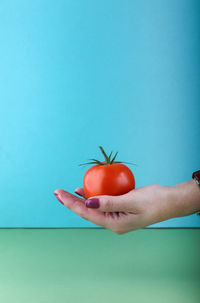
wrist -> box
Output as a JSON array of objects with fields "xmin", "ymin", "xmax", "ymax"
[{"xmin": 168, "ymin": 180, "xmax": 200, "ymax": 218}]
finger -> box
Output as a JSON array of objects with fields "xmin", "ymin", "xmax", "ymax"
[
  {"xmin": 54, "ymin": 189, "xmax": 107, "ymax": 227},
  {"xmin": 74, "ymin": 187, "xmax": 86, "ymax": 198},
  {"xmin": 85, "ymin": 190, "xmax": 139, "ymax": 213}
]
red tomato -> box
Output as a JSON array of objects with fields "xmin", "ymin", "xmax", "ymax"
[{"xmin": 83, "ymin": 163, "xmax": 135, "ymax": 199}]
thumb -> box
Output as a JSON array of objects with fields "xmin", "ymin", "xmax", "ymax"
[{"xmin": 85, "ymin": 190, "xmax": 137, "ymax": 212}]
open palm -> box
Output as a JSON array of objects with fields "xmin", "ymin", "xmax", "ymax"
[{"xmin": 54, "ymin": 184, "xmax": 174, "ymax": 234}]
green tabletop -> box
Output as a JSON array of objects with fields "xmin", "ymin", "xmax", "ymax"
[{"xmin": 0, "ymin": 229, "xmax": 199, "ymax": 303}]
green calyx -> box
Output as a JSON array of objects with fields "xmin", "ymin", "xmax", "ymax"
[{"xmin": 79, "ymin": 146, "xmax": 137, "ymax": 167}]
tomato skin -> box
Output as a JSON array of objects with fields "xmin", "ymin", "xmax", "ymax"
[{"xmin": 83, "ymin": 163, "xmax": 135, "ymax": 199}]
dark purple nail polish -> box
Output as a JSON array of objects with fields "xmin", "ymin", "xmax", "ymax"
[
  {"xmin": 85, "ymin": 198, "xmax": 100, "ymax": 209},
  {"xmin": 75, "ymin": 191, "xmax": 81, "ymax": 197},
  {"xmin": 54, "ymin": 193, "xmax": 64, "ymax": 205}
]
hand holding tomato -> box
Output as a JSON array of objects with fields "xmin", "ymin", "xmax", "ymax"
[
  {"xmin": 54, "ymin": 184, "xmax": 179, "ymax": 234},
  {"xmin": 54, "ymin": 147, "xmax": 200, "ymax": 234},
  {"xmin": 54, "ymin": 180, "xmax": 200, "ymax": 234}
]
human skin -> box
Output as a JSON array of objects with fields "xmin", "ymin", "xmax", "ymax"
[{"xmin": 54, "ymin": 180, "xmax": 200, "ymax": 235}]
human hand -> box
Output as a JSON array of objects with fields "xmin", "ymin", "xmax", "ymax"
[
  {"xmin": 54, "ymin": 180, "xmax": 200, "ymax": 234},
  {"xmin": 52, "ymin": 182, "xmax": 183, "ymax": 234}
]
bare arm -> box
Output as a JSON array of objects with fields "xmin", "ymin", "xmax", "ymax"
[
  {"xmin": 54, "ymin": 179, "xmax": 200, "ymax": 235},
  {"xmin": 167, "ymin": 180, "xmax": 200, "ymax": 218}
]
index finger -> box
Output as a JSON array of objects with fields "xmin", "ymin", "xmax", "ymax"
[
  {"xmin": 54, "ymin": 189, "xmax": 107, "ymax": 228},
  {"xmin": 74, "ymin": 187, "xmax": 86, "ymax": 198}
]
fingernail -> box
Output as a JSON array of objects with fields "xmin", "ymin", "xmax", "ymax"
[
  {"xmin": 74, "ymin": 190, "xmax": 81, "ymax": 196},
  {"xmin": 85, "ymin": 198, "xmax": 100, "ymax": 209},
  {"xmin": 54, "ymin": 193, "xmax": 64, "ymax": 205}
]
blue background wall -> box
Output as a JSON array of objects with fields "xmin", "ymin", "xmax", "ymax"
[{"xmin": 0, "ymin": 0, "xmax": 199, "ymax": 227}]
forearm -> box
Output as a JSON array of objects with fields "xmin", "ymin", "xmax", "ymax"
[{"xmin": 168, "ymin": 180, "xmax": 200, "ymax": 218}]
